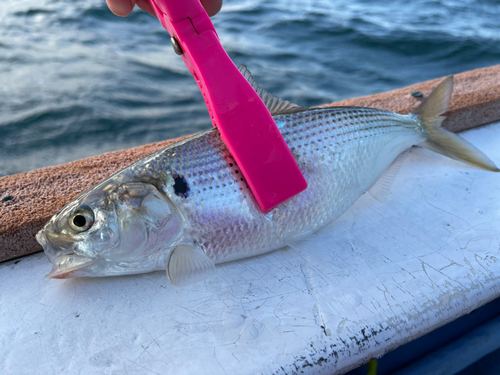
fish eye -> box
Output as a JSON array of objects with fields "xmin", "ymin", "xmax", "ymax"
[{"xmin": 68, "ymin": 205, "xmax": 95, "ymax": 232}]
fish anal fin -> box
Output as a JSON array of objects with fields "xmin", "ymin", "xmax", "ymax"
[
  {"xmin": 238, "ymin": 65, "xmax": 308, "ymax": 115},
  {"xmin": 167, "ymin": 244, "xmax": 215, "ymax": 287},
  {"xmin": 368, "ymin": 149, "xmax": 410, "ymax": 203}
]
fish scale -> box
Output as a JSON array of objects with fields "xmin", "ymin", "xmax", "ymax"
[
  {"xmin": 37, "ymin": 76, "xmax": 500, "ymax": 281},
  {"xmin": 128, "ymin": 107, "xmax": 422, "ymax": 264}
]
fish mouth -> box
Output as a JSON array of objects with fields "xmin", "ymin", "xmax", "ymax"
[
  {"xmin": 36, "ymin": 229, "xmax": 96, "ymax": 279},
  {"xmin": 45, "ymin": 254, "xmax": 97, "ymax": 279}
]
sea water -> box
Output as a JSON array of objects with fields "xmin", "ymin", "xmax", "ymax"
[{"xmin": 1, "ymin": 0, "xmax": 499, "ymax": 176}]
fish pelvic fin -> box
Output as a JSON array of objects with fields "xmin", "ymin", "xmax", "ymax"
[{"xmin": 412, "ymin": 76, "xmax": 499, "ymax": 172}]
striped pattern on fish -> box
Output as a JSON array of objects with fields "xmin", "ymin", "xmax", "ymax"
[
  {"xmin": 131, "ymin": 108, "xmax": 421, "ymax": 264},
  {"xmin": 36, "ymin": 71, "xmax": 499, "ymax": 285}
]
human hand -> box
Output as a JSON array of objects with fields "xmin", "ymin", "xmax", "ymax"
[{"xmin": 106, "ymin": 0, "xmax": 223, "ymax": 18}]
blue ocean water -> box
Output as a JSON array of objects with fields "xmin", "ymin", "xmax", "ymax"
[{"xmin": 1, "ymin": 0, "xmax": 499, "ymax": 177}]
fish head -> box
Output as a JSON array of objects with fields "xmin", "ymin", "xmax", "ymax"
[{"xmin": 36, "ymin": 179, "xmax": 183, "ymax": 279}]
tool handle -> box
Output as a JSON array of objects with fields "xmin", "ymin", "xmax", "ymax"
[{"xmin": 148, "ymin": 0, "xmax": 307, "ymax": 211}]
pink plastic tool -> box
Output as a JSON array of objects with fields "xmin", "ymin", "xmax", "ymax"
[{"xmin": 148, "ymin": 0, "xmax": 307, "ymax": 211}]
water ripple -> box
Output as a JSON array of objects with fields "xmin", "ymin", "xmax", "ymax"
[{"xmin": 1, "ymin": 0, "xmax": 499, "ymax": 176}]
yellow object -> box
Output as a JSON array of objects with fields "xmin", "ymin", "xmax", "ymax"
[{"xmin": 366, "ymin": 359, "xmax": 377, "ymax": 375}]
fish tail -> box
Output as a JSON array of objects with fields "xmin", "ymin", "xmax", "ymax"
[{"xmin": 412, "ymin": 76, "xmax": 499, "ymax": 172}]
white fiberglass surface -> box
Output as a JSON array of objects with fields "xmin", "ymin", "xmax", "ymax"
[{"xmin": 1, "ymin": 122, "xmax": 499, "ymax": 375}]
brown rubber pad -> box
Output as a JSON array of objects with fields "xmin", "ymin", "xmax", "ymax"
[{"xmin": 1, "ymin": 65, "xmax": 499, "ymax": 262}]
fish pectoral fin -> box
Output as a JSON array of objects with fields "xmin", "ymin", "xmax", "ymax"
[
  {"xmin": 167, "ymin": 244, "xmax": 215, "ymax": 287},
  {"xmin": 368, "ymin": 149, "xmax": 411, "ymax": 203},
  {"xmin": 238, "ymin": 65, "xmax": 308, "ymax": 115}
]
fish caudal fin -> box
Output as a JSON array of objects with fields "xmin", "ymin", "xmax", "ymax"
[{"xmin": 413, "ymin": 76, "xmax": 499, "ymax": 172}]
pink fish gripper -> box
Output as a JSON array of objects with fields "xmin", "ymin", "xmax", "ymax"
[{"xmin": 148, "ymin": 0, "xmax": 308, "ymax": 211}]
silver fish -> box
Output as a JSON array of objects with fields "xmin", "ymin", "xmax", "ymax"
[{"xmin": 36, "ymin": 67, "xmax": 499, "ymax": 285}]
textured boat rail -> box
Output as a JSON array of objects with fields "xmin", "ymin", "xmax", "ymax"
[{"xmin": 1, "ymin": 65, "xmax": 500, "ymax": 262}]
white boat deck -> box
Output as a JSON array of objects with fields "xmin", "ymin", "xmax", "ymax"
[{"xmin": 1, "ymin": 121, "xmax": 499, "ymax": 375}]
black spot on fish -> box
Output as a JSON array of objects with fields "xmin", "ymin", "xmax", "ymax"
[
  {"xmin": 2, "ymin": 195, "xmax": 13, "ymax": 203},
  {"xmin": 173, "ymin": 174, "xmax": 189, "ymax": 198},
  {"xmin": 411, "ymin": 91, "xmax": 423, "ymax": 98}
]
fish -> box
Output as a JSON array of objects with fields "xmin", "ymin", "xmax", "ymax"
[{"xmin": 36, "ymin": 66, "xmax": 499, "ymax": 286}]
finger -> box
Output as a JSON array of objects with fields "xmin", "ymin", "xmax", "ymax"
[
  {"xmin": 200, "ymin": 0, "xmax": 223, "ymax": 17},
  {"xmin": 136, "ymin": 0, "xmax": 157, "ymax": 17},
  {"xmin": 106, "ymin": 0, "xmax": 135, "ymax": 17},
  {"xmin": 107, "ymin": 0, "xmax": 222, "ymax": 19}
]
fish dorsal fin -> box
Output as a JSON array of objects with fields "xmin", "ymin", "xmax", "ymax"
[
  {"xmin": 167, "ymin": 244, "xmax": 215, "ymax": 287},
  {"xmin": 368, "ymin": 149, "xmax": 410, "ymax": 203},
  {"xmin": 238, "ymin": 65, "xmax": 308, "ymax": 115}
]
